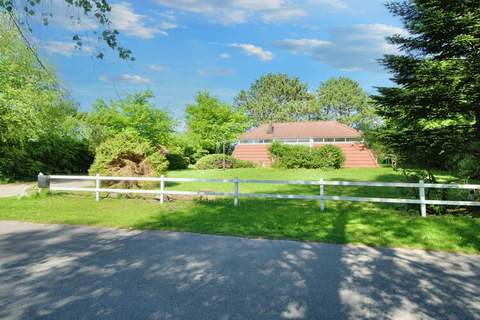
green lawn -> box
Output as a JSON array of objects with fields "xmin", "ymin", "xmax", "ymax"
[{"xmin": 0, "ymin": 168, "xmax": 478, "ymax": 253}]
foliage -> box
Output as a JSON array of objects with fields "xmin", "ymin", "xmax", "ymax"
[
  {"xmin": 373, "ymin": 0, "xmax": 480, "ymax": 179},
  {"xmin": 0, "ymin": 1, "xmax": 132, "ymax": 60},
  {"xmin": 185, "ymin": 91, "xmax": 249, "ymax": 153},
  {"xmin": 234, "ymin": 73, "xmax": 314, "ymax": 126},
  {"xmin": 269, "ymin": 142, "xmax": 345, "ymax": 169},
  {"xmin": 314, "ymin": 77, "xmax": 376, "ymax": 131},
  {"xmin": 195, "ymin": 154, "xmax": 255, "ymax": 170},
  {"xmin": 85, "ymin": 91, "xmax": 175, "ymax": 150},
  {"xmin": 88, "ymin": 131, "xmax": 168, "ymax": 178},
  {"xmin": 0, "ymin": 15, "xmax": 92, "ymax": 179},
  {"xmin": 166, "ymin": 152, "xmax": 190, "ymax": 170},
  {"xmin": 171, "ymin": 133, "xmax": 208, "ymax": 164}
]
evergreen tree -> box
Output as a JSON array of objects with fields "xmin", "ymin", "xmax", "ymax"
[
  {"xmin": 374, "ymin": 0, "xmax": 480, "ymax": 178},
  {"xmin": 234, "ymin": 73, "xmax": 313, "ymax": 126}
]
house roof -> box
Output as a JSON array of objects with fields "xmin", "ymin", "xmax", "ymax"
[{"xmin": 239, "ymin": 121, "xmax": 361, "ymax": 140}]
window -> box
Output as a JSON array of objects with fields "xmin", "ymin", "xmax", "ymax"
[
  {"xmin": 324, "ymin": 138, "xmax": 335, "ymax": 142},
  {"xmin": 313, "ymin": 138, "xmax": 324, "ymax": 143},
  {"xmin": 283, "ymin": 139, "xmax": 298, "ymax": 144}
]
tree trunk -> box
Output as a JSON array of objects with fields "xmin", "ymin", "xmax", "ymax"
[{"xmin": 222, "ymin": 142, "xmax": 226, "ymax": 170}]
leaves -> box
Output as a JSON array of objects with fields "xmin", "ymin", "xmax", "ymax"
[
  {"xmin": 374, "ymin": 0, "xmax": 480, "ymax": 178},
  {"xmin": 85, "ymin": 91, "xmax": 175, "ymax": 150},
  {"xmin": 0, "ymin": 0, "xmax": 133, "ymax": 60},
  {"xmin": 0, "ymin": 15, "xmax": 92, "ymax": 178},
  {"xmin": 186, "ymin": 91, "xmax": 248, "ymax": 152},
  {"xmin": 315, "ymin": 77, "xmax": 375, "ymax": 130},
  {"xmin": 234, "ymin": 73, "xmax": 313, "ymax": 126}
]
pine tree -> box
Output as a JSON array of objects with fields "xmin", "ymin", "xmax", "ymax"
[{"xmin": 374, "ymin": 0, "xmax": 480, "ymax": 177}]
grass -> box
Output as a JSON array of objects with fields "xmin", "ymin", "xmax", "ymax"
[{"xmin": 0, "ymin": 168, "xmax": 479, "ymax": 253}]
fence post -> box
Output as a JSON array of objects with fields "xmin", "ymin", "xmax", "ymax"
[
  {"xmin": 95, "ymin": 173, "xmax": 100, "ymax": 202},
  {"xmin": 37, "ymin": 172, "xmax": 50, "ymax": 190},
  {"xmin": 160, "ymin": 175, "xmax": 165, "ymax": 204},
  {"xmin": 320, "ymin": 178, "xmax": 325, "ymax": 211},
  {"xmin": 419, "ymin": 179, "xmax": 426, "ymax": 217},
  {"xmin": 234, "ymin": 177, "xmax": 239, "ymax": 207}
]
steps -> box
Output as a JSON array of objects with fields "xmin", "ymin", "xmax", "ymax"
[
  {"xmin": 331, "ymin": 144, "xmax": 378, "ymax": 168},
  {"xmin": 232, "ymin": 143, "xmax": 378, "ymax": 168}
]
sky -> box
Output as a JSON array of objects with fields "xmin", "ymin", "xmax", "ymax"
[{"xmin": 29, "ymin": 0, "xmax": 405, "ymax": 121}]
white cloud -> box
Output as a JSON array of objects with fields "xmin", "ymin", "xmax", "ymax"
[
  {"xmin": 274, "ymin": 24, "xmax": 407, "ymax": 72},
  {"xmin": 119, "ymin": 74, "xmax": 152, "ymax": 85},
  {"xmin": 229, "ymin": 43, "xmax": 273, "ymax": 61},
  {"xmin": 32, "ymin": 0, "xmax": 98, "ymax": 31},
  {"xmin": 262, "ymin": 8, "xmax": 307, "ymax": 23},
  {"xmin": 308, "ymin": 0, "xmax": 349, "ymax": 10},
  {"xmin": 154, "ymin": 0, "xmax": 307, "ymax": 24},
  {"xmin": 158, "ymin": 22, "xmax": 178, "ymax": 30},
  {"xmin": 40, "ymin": 40, "xmax": 94, "ymax": 57},
  {"xmin": 149, "ymin": 64, "xmax": 169, "ymax": 72},
  {"xmin": 110, "ymin": 2, "xmax": 166, "ymax": 38},
  {"xmin": 220, "ymin": 53, "xmax": 231, "ymax": 59},
  {"xmin": 273, "ymin": 38, "xmax": 333, "ymax": 53},
  {"xmin": 99, "ymin": 74, "xmax": 152, "ymax": 84},
  {"xmin": 39, "ymin": 1, "xmax": 168, "ymax": 38}
]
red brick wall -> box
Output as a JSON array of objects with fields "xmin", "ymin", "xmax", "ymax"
[{"xmin": 232, "ymin": 143, "xmax": 378, "ymax": 168}]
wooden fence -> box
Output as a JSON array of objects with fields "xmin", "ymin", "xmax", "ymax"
[{"xmin": 38, "ymin": 173, "xmax": 480, "ymax": 217}]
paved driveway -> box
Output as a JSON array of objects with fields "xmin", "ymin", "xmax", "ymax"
[
  {"xmin": 0, "ymin": 183, "xmax": 33, "ymax": 198},
  {"xmin": 0, "ymin": 221, "xmax": 479, "ymax": 320},
  {"xmin": 0, "ymin": 180, "xmax": 93, "ymax": 198}
]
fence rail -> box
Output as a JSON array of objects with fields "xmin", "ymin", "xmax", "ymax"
[{"xmin": 38, "ymin": 173, "xmax": 480, "ymax": 217}]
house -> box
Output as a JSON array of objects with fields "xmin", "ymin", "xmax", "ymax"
[{"xmin": 232, "ymin": 121, "xmax": 378, "ymax": 168}]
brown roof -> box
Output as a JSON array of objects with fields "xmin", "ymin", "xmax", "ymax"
[{"xmin": 239, "ymin": 121, "xmax": 361, "ymax": 140}]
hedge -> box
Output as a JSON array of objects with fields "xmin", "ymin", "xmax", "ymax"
[
  {"xmin": 269, "ymin": 141, "xmax": 345, "ymax": 169},
  {"xmin": 196, "ymin": 154, "xmax": 255, "ymax": 170}
]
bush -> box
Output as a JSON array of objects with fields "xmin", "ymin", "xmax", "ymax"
[
  {"xmin": 196, "ymin": 154, "xmax": 255, "ymax": 170},
  {"xmin": 89, "ymin": 131, "xmax": 169, "ymax": 177},
  {"xmin": 269, "ymin": 141, "xmax": 344, "ymax": 169},
  {"xmin": 166, "ymin": 152, "xmax": 189, "ymax": 170}
]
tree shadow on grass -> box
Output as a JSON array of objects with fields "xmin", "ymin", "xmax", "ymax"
[{"xmin": 132, "ymin": 198, "xmax": 479, "ymax": 253}]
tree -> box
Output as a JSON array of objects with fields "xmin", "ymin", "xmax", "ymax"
[
  {"xmin": 234, "ymin": 73, "xmax": 313, "ymax": 126},
  {"xmin": 89, "ymin": 130, "xmax": 168, "ymax": 176},
  {"xmin": 0, "ymin": 0, "xmax": 132, "ymax": 60},
  {"xmin": 0, "ymin": 15, "xmax": 91, "ymax": 179},
  {"xmin": 315, "ymin": 77, "xmax": 376, "ymax": 130},
  {"xmin": 85, "ymin": 91, "xmax": 175, "ymax": 149},
  {"xmin": 186, "ymin": 91, "xmax": 249, "ymax": 168},
  {"xmin": 373, "ymin": 0, "xmax": 480, "ymax": 178}
]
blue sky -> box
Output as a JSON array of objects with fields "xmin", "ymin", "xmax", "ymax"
[{"xmin": 30, "ymin": 0, "xmax": 405, "ymax": 121}]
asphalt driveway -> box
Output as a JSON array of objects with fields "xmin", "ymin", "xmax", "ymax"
[
  {"xmin": 0, "ymin": 180, "xmax": 93, "ymax": 198},
  {"xmin": 0, "ymin": 221, "xmax": 479, "ymax": 320}
]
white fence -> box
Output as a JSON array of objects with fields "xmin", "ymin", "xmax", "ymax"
[{"xmin": 39, "ymin": 174, "xmax": 480, "ymax": 217}]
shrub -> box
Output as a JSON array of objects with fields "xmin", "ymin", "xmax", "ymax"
[
  {"xmin": 166, "ymin": 153, "xmax": 189, "ymax": 170},
  {"xmin": 196, "ymin": 154, "xmax": 255, "ymax": 170},
  {"xmin": 234, "ymin": 159, "xmax": 256, "ymax": 169},
  {"xmin": 269, "ymin": 141, "xmax": 344, "ymax": 169},
  {"xmin": 89, "ymin": 131, "xmax": 169, "ymax": 178},
  {"xmin": 312, "ymin": 144, "xmax": 345, "ymax": 169}
]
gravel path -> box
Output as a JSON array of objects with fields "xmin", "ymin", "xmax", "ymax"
[{"xmin": 0, "ymin": 221, "xmax": 479, "ymax": 320}]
